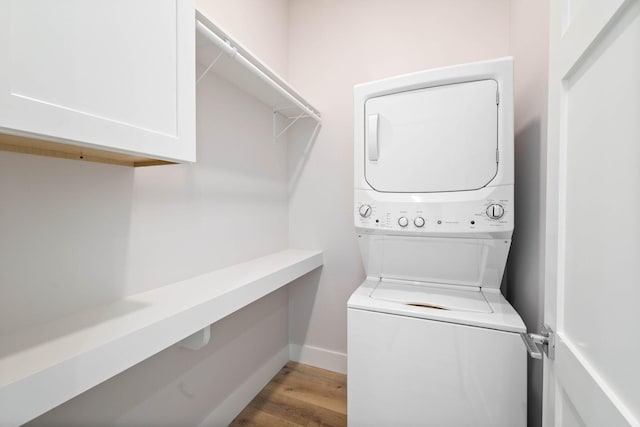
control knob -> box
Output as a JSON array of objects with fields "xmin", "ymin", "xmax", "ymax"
[
  {"xmin": 398, "ymin": 216, "xmax": 409, "ymax": 227},
  {"xmin": 414, "ymin": 217, "xmax": 425, "ymax": 227},
  {"xmin": 359, "ymin": 204, "xmax": 372, "ymax": 218},
  {"xmin": 486, "ymin": 204, "xmax": 505, "ymax": 220}
]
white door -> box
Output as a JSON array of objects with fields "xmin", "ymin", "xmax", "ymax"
[
  {"xmin": 0, "ymin": 0, "xmax": 195, "ymax": 163},
  {"xmin": 364, "ymin": 80, "xmax": 498, "ymax": 193},
  {"xmin": 544, "ymin": 0, "xmax": 640, "ymax": 425}
]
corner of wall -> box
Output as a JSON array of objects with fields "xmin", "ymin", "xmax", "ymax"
[
  {"xmin": 289, "ymin": 343, "xmax": 347, "ymax": 375},
  {"xmin": 197, "ymin": 345, "xmax": 289, "ymax": 426}
]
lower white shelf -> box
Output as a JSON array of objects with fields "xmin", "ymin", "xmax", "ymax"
[{"xmin": 0, "ymin": 249, "xmax": 323, "ymax": 426}]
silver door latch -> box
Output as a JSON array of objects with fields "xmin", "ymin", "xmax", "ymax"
[{"xmin": 521, "ymin": 325, "xmax": 555, "ymax": 360}]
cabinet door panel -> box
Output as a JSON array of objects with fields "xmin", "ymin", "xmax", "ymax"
[{"xmin": 0, "ymin": 0, "xmax": 195, "ymax": 162}]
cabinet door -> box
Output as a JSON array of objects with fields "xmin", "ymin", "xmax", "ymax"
[
  {"xmin": 543, "ymin": 0, "xmax": 640, "ymax": 426},
  {"xmin": 0, "ymin": 0, "xmax": 195, "ymax": 163}
]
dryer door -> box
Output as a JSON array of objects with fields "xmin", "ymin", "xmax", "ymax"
[{"xmin": 364, "ymin": 79, "xmax": 498, "ymax": 193}]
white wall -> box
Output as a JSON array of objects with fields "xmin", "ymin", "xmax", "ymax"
[
  {"xmin": 286, "ymin": 0, "xmax": 512, "ymax": 373},
  {"xmin": 0, "ymin": 2, "xmax": 294, "ymax": 424},
  {"xmin": 507, "ymin": 1, "xmax": 549, "ymax": 427}
]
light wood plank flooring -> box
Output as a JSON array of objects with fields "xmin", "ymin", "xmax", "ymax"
[{"xmin": 229, "ymin": 361, "xmax": 347, "ymax": 427}]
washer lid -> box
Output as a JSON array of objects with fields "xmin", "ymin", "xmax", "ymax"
[
  {"xmin": 370, "ymin": 280, "xmax": 492, "ymax": 313},
  {"xmin": 348, "ymin": 278, "xmax": 526, "ymax": 333},
  {"xmin": 364, "ymin": 79, "xmax": 498, "ymax": 193}
]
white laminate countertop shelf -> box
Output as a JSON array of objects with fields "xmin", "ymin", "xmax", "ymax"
[
  {"xmin": 195, "ymin": 9, "xmax": 321, "ymax": 123},
  {"xmin": 0, "ymin": 249, "xmax": 323, "ymax": 426}
]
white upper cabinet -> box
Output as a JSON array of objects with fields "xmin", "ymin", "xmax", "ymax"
[{"xmin": 0, "ymin": 0, "xmax": 195, "ymax": 165}]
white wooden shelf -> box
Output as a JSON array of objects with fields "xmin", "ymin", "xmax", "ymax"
[
  {"xmin": 0, "ymin": 249, "xmax": 322, "ymax": 426},
  {"xmin": 195, "ymin": 10, "xmax": 321, "ymax": 141}
]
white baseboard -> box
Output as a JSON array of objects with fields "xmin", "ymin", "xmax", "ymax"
[
  {"xmin": 288, "ymin": 343, "xmax": 347, "ymax": 375},
  {"xmin": 197, "ymin": 346, "xmax": 289, "ymax": 427}
]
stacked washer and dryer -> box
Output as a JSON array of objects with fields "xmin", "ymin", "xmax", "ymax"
[{"xmin": 348, "ymin": 57, "xmax": 527, "ymax": 426}]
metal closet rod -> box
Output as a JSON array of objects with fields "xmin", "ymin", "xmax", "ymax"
[{"xmin": 195, "ymin": 20, "xmax": 322, "ymax": 123}]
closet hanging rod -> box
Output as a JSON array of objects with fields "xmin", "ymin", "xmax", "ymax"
[{"xmin": 195, "ymin": 20, "xmax": 321, "ymax": 123}]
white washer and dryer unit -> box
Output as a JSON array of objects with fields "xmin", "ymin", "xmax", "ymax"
[{"xmin": 348, "ymin": 57, "xmax": 527, "ymax": 427}]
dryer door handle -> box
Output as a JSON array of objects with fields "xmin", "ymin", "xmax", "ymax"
[{"xmin": 368, "ymin": 114, "xmax": 379, "ymax": 161}]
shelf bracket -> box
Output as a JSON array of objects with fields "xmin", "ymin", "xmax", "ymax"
[
  {"xmin": 196, "ymin": 50, "xmax": 225, "ymax": 85},
  {"xmin": 178, "ymin": 325, "xmax": 211, "ymax": 350},
  {"xmin": 273, "ymin": 107, "xmax": 320, "ymax": 143},
  {"xmin": 196, "ymin": 35, "xmax": 238, "ymax": 85},
  {"xmin": 195, "ymin": 22, "xmax": 238, "ymax": 85},
  {"xmin": 308, "ymin": 121, "xmax": 322, "ymax": 146}
]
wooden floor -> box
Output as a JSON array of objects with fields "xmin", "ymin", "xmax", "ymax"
[{"xmin": 229, "ymin": 361, "xmax": 347, "ymax": 427}]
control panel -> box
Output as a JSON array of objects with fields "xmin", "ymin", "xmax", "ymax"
[{"xmin": 354, "ymin": 186, "xmax": 513, "ymax": 236}]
